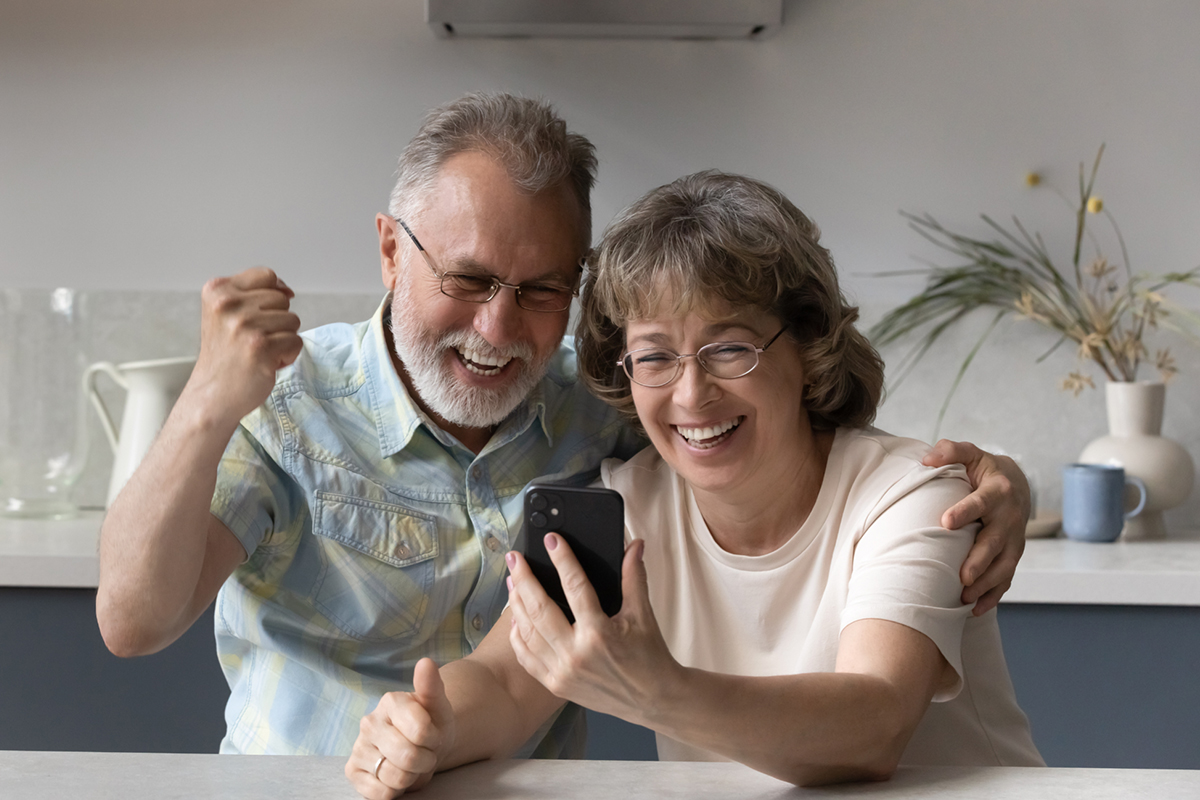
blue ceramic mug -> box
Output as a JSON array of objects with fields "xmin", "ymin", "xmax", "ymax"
[{"xmin": 1061, "ymin": 463, "xmax": 1148, "ymax": 542}]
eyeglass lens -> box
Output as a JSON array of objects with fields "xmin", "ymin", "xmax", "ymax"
[
  {"xmin": 440, "ymin": 273, "xmax": 574, "ymax": 312},
  {"xmin": 622, "ymin": 342, "xmax": 761, "ymax": 387}
]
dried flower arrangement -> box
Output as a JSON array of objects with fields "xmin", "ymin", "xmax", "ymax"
[{"xmin": 870, "ymin": 146, "xmax": 1200, "ymax": 429}]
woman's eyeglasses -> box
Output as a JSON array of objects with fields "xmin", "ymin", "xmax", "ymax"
[{"xmin": 618, "ymin": 327, "xmax": 788, "ymax": 388}]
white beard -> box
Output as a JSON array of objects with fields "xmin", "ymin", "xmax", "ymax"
[{"xmin": 388, "ymin": 291, "xmax": 552, "ymax": 429}]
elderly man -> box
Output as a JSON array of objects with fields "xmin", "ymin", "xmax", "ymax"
[{"xmin": 96, "ymin": 93, "xmax": 1028, "ymax": 757}]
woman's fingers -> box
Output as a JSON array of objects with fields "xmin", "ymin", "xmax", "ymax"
[
  {"xmin": 507, "ymin": 545, "xmax": 609, "ymax": 699},
  {"xmin": 543, "ymin": 533, "xmax": 606, "ymax": 622},
  {"xmin": 506, "ymin": 549, "xmax": 574, "ymax": 646},
  {"xmin": 507, "ymin": 538, "xmax": 677, "ymax": 720},
  {"xmin": 507, "ymin": 569, "xmax": 558, "ymax": 660},
  {"xmin": 507, "ymin": 577, "xmax": 559, "ymax": 687}
]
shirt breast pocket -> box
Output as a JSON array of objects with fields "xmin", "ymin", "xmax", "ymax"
[{"xmin": 310, "ymin": 491, "xmax": 440, "ymax": 643}]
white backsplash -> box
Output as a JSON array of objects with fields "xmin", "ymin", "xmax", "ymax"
[
  {"xmin": 36, "ymin": 290, "xmax": 383, "ymax": 509},
  {"xmin": 6, "ymin": 290, "xmax": 1198, "ymax": 530}
]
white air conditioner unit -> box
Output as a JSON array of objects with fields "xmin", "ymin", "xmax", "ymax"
[{"xmin": 426, "ymin": 0, "xmax": 783, "ymax": 40}]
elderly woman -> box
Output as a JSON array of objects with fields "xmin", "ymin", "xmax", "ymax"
[{"xmin": 348, "ymin": 172, "xmax": 1041, "ymax": 797}]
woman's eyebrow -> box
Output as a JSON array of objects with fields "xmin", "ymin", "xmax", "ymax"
[
  {"xmin": 626, "ymin": 322, "xmax": 762, "ymax": 348},
  {"xmin": 703, "ymin": 320, "xmax": 761, "ymax": 338},
  {"xmin": 627, "ymin": 331, "xmax": 673, "ymax": 347}
]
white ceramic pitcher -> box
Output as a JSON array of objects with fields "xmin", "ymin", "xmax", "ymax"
[{"xmin": 84, "ymin": 356, "xmax": 196, "ymax": 507}]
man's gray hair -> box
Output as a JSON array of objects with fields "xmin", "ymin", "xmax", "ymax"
[{"xmin": 388, "ymin": 92, "xmax": 598, "ymax": 247}]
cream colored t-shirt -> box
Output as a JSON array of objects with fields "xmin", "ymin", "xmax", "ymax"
[{"xmin": 600, "ymin": 427, "xmax": 1043, "ymax": 767}]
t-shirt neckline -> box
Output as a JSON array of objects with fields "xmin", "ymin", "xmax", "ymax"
[{"xmin": 684, "ymin": 427, "xmax": 849, "ymax": 572}]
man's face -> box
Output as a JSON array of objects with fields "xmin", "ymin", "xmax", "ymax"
[{"xmin": 379, "ymin": 151, "xmax": 585, "ymax": 434}]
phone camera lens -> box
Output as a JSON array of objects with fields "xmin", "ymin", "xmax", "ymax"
[
  {"xmin": 530, "ymin": 511, "xmax": 547, "ymax": 528},
  {"xmin": 529, "ymin": 493, "xmax": 547, "ymax": 511}
]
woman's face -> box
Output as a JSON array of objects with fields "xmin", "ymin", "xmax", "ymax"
[{"xmin": 624, "ymin": 302, "xmax": 811, "ymax": 497}]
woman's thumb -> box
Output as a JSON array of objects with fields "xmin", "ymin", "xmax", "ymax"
[{"xmin": 620, "ymin": 539, "xmax": 651, "ymax": 614}]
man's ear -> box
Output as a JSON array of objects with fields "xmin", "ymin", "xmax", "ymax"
[{"xmin": 377, "ymin": 213, "xmax": 401, "ymax": 290}]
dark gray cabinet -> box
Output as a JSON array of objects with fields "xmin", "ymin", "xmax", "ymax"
[
  {"xmin": 2, "ymin": 588, "xmax": 1197, "ymax": 767},
  {"xmin": 0, "ymin": 588, "xmax": 227, "ymax": 752}
]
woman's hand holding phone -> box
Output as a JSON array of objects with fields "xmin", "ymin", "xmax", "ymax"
[{"xmin": 505, "ymin": 536, "xmax": 680, "ymax": 726}]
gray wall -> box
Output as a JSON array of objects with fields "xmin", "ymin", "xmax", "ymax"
[
  {"xmin": 3, "ymin": 0, "xmax": 1199, "ymax": 520},
  {"xmin": 3, "ymin": 0, "xmax": 1198, "ymax": 296}
]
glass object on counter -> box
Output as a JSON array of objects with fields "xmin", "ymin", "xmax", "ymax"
[{"xmin": 0, "ymin": 288, "xmax": 90, "ymax": 518}]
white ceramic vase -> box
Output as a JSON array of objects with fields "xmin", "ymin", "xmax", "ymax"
[{"xmin": 1078, "ymin": 381, "xmax": 1195, "ymax": 540}]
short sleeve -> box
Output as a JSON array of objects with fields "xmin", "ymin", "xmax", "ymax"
[
  {"xmin": 841, "ymin": 469, "xmax": 977, "ymax": 701},
  {"xmin": 210, "ymin": 404, "xmax": 304, "ymax": 558}
]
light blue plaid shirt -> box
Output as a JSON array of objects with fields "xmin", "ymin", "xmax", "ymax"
[{"xmin": 210, "ymin": 295, "xmax": 642, "ymax": 755}]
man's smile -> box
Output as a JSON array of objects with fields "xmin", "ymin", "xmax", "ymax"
[{"xmin": 456, "ymin": 345, "xmax": 514, "ymax": 377}]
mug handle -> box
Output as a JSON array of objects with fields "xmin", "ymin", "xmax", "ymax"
[
  {"xmin": 83, "ymin": 361, "xmax": 127, "ymax": 454},
  {"xmin": 1124, "ymin": 476, "xmax": 1148, "ymax": 519}
]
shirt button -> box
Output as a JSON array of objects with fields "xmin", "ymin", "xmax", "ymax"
[
  {"xmin": 396, "ymin": 543, "xmax": 411, "ymax": 558},
  {"xmin": 486, "ymin": 536, "xmax": 500, "ymax": 552},
  {"xmin": 472, "ymin": 466, "xmax": 483, "ymax": 480},
  {"xmin": 471, "ymin": 614, "xmax": 483, "ymax": 631}
]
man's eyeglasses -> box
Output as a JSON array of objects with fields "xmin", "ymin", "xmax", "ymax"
[
  {"xmin": 618, "ymin": 327, "xmax": 789, "ymax": 388},
  {"xmin": 395, "ymin": 218, "xmax": 579, "ymax": 313}
]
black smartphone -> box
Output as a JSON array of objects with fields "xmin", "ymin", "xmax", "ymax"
[{"xmin": 522, "ymin": 483, "xmax": 625, "ymax": 623}]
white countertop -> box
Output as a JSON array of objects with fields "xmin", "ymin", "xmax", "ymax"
[
  {"xmin": 2, "ymin": 752, "xmax": 1198, "ymax": 799},
  {"xmin": 4, "ymin": 514, "xmax": 1200, "ymax": 607},
  {"xmin": 1004, "ymin": 531, "xmax": 1200, "ymax": 606},
  {"xmin": 0, "ymin": 511, "xmax": 103, "ymax": 588}
]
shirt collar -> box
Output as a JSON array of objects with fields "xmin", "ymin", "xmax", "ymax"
[
  {"xmin": 362, "ymin": 293, "xmax": 555, "ymax": 459},
  {"xmin": 484, "ymin": 376, "xmax": 552, "ymax": 456},
  {"xmin": 361, "ymin": 294, "xmax": 423, "ymax": 458}
]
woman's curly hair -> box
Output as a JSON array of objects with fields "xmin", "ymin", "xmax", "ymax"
[{"xmin": 576, "ymin": 170, "xmax": 884, "ymax": 432}]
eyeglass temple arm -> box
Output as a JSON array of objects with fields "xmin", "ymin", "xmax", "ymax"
[
  {"xmin": 395, "ymin": 219, "xmax": 423, "ymax": 251},
  {"xmin": 762, "ymin": 325, "xmax": 789, "ymax": 350},
  {"xmin": 396, "ymin": 218, "xmax": 444, "ymax": 279}
]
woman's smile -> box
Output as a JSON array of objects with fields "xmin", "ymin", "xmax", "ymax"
[{"xmin": 673, "ymin": 416, "xmax": 744, "ymax": 449}]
